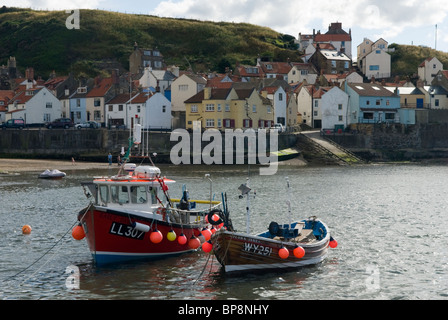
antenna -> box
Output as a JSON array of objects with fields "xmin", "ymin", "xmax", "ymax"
[{"xmin": 435, "ymin": 24, "xmax": 438, "ymax": 50}]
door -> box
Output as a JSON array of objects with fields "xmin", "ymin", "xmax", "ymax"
[{"xmin": 416, "ymin": 98, "xmax": 423, "ymax": 109}]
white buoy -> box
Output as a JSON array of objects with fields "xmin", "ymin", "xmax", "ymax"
[{"xmin": 131, "ymin": 222, "xmax": 150, "ymax": 233}]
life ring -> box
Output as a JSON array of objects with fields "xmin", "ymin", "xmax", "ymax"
[{"xmin": 207, "ymin": 209, "xmax": 225, "ymax": 226}]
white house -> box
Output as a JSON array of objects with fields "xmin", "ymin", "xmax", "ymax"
[
  {"xmin": 357, "ymin": 38, "xmax": 391, "ymax": 80},
  {"xmin": 6, "ymin": 86, "xmax": 61, "ymax": 125},
  {"xmin": 106, "ymin": 91, "xmax": 171, "ymax": 130},
  {"xmin": 320, "ymin": 86, "xmax": 349, "ymax": 130},
  {"xmin": 138, "ymin": 67, "xmax": 176, "ymax": 95},
  {"xmin": 262, "ymin": 85, "xmax": 288, "ymax": 126},
  {"xmin": 287, "ymin": 63, "xmax": 318, "ymax": 85},
  {"xmin": 418, "ymin": 57, "xmax": 443, "ymax": 85}
]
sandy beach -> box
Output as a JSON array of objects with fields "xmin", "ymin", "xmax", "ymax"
[{"xmin": 0, "ymin": 158, "xmax": 109, "ymax": 173}]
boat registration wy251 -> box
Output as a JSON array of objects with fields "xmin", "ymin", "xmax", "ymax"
[
  {"xmin": 109, "ymin": 222, "xmax": 145, "ymax": 240},
  {"xmin": 242, "ymin": 242, "xmax": 272, "ymax": 256}
]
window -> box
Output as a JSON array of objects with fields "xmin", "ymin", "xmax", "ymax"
[
  {"xmin": 191, "ymin": 105, "xmax": 198, "ymax": 113},
  {"xmin": 46, "ymin": 102, "xmax": 52, "ymax": 108},
  {"xmin": 94, "ymin": 111, "xmax": 101, "ymax": 121},
  {"xmin": 267, "ymin": 106, "xmax": 271, "ymax": 113},
  {"xmin": 369, "ymin": 65, "xmax": 380, "ymax": 71},
  {"xmin": 217, "ymin": 119, "xmax": 222, "ymax": 128},
  {"xmin": 111, "ymin": 186, "xmax": 129, "ymax": 204},
  {"xmin": 252, "ymin": 105, "xmax": 257, "ymax": 113},
  {"xmin": 109, "ymin": 105, "xmax": 113, "ymax": 112},
  {"xmin": 376, "ymin": 50, "xmax": 381, "ymax": 54},
  {"xmin": 435, "ymin": 99, "xmax": 440, "ymax": 107},
  {"xmin": 224, "ymin": 119, "xmax": 234, "ymax": 128},
  {"xmin": 99, "ymin": 185, "xmax": 109, "ymax": 204},
  {"xmin": 205, "ymin": 104, "xmax": 214, "ymax": 112},
  {"xmin": 385, "ymin": 113, "xmax": 395, "ymax": 120},
  {"xmin": 364, "ymin": 112, "xmax": 374, "ymax": 120},
  {"xmin": 43, "ymin": 114, "xmax": 51, "ymax": 122},
  {"xmin": 331, "ymin": 61, "xmax": 337, "ymax": 68},
  {"xmin": 94, "ymin": 98, "xmax": 101, "ymax": 107},
  {"xmin": 206, "ymin": 119, "xmax": 215, "ymax": 127},
  {"xmin": 376, "ymin": 100, "xmax": 381, "ymax": 106},
  {"xmin": 119, "ymin": 104, "xmax": 123, "ymax": 111},
  {"xmin": 77, "ymin": 99, "xmax": 81, "ymax": 108},
  {"xmin": 217, "ymin": 104, "xmax": 222, "ymax": 112},
  {"xmin": 179, "ymin": 85, "xmax": 188, "ymax": 91},
  {"xmin": 243, "ymin": 119, "xmax": 252, "ymax": 128},
  {"xmin": 154, "ymin": 61, "xmax": 162, "ymax": 68},
  {"xmin": 130, "ymin": 186, "xmax": 147, "ymax": 204},
  {"xmin": 386, "ymin": 100, "xmax": 390, "ymax": 106},
  {"xmin": 137, "ymin": 105, "xmax": 141, "ymax": 113},
  {"xmin": 144, "ymin": 50, "xmax": 151, "ymax": 56},
  {"xmin": 314, "ymin": 111, "xmax": 318, "ymax": 116},
  {"xmin": 338, "ymin": 115, "xmax": 343, "ymax": 121},
  {"xmin": 344, "ymin": 61, "xmax": 349, "ymax": 69},
  {"xmin": 279, "ymin": 93, "xmax": 283, "ymax": 101},
  {"xmin": 338, "ymin": 104, "xmax": 342, "ymax": 110},
  {"xmin": 162, "ymin": 106, "xmax": 166, "ymax": 113},
  {"xmin": 366, "ymin": 100, "xmax": 370, "ymax": 106},
  {"xmin": 225, "ymin": 104, "xmax": 230, "ymax": 112}
]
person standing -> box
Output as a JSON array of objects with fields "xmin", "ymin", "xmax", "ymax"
[{"xmin": 108, "ymin": 153, "xmax": 112, "ymax": 166}]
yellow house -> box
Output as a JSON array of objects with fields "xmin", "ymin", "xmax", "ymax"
[{"xmin": 185, "ymin": 87, "xmax": 274, "ymax": 130}]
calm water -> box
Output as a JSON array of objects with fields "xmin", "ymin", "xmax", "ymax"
[{"xmin": 1, "ymin": 162, "xmax": 448, "ymax": 300}]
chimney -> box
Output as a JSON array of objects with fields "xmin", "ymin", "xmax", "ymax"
[
  {"xmin": 25, "ymin": 67, "xmax": 34, "ymax": 81},
  {"xmin": 204, "ymin": 87, "xmax": 211, "ymax": 100}
]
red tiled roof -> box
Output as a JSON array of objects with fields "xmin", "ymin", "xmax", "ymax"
[
  {"xmin": 86, "ymin": 78, "xmax": 113, "ymax": 97},
  {"xmin": 315, "ymin": 34, "xmax": 351, "ymax": 42}
]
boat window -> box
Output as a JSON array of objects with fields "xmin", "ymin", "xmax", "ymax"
[
  {"xmin": 130, "ymin": 186, "xmax": 147, "ymax": 204},
  {"xmin": 110, "ymin": 185, "xmax": 129, "ymax": 204},
  {"xmin": 148, "ymin": 187, "xmax": 158, "ymax": 204},
  {"xmin": 99, "ymin": 185, "xmax": 109, "ymax": 204}
]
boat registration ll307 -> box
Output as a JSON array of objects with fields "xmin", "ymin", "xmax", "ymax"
[{"xmin": 109, "ymin": 222, "xmax": 145, "ymax": 240}]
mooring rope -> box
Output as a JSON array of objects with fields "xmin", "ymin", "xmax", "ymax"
[{"xmin": 2, "ymin": 206, "xmax": 90, "ymax": 286}]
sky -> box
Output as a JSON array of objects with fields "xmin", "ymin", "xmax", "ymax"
[{"xmin": 3, "ymin": 0, "xmax": 448, "ymax": 60}]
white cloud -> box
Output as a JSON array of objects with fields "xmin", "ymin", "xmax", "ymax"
[{"xmin": 149, "ymin": 0, "xmax": 448, "ymax": 35}]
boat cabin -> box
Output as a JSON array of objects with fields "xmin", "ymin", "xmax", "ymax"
[{"xmin": 82, "ymin": 165, "xmax": 174, "ymax": 212}]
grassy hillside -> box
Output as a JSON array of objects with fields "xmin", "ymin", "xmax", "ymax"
[
  {"xmin": 0, "ymin": 7, "xmax": 301, "ymax": 79},
  {"xmin": 389, "ymin": 43, "xmax": 448, "ymax": 77}
]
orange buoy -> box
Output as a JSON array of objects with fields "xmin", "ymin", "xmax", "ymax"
[
  {"xmin": 22, "ymin": 225, "xmax": 32, "ymax": 235},
  {"xmin": 201, "ymin": 228, "xmax": 212, "ymax": 241},
  {"xmin": 278, "ymin": 247, "xmax": 289, "ymax": 259},
  {"xmin": 329, "ymin": 237, "xmax": 338, "ymax": 248},
  {"xmin": 72, "ymin": 225, "xmax": 85, "ymax": 240},
  {"xmin": 202, "ymin": 240, "xmax": 213, "ymax": 253},
  {"xmin": 150, "ymin": 229, "xmax": 163, "ymax": 244},
  {"xmin": 188, "ymin": 235, "xmax": 201, "ymax": 249},
  {"xmin": 293, "ymin": 246, "xmax": 305, "ymax": 259},
  {"xmin": 178, "ymin": 233, "xmax": 188, "ymax": 245}
]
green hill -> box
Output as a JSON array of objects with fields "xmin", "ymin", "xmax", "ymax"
[
  {"xmin": 389, "ymin": 43, "xmax": 448, "ymax": 78},
  {"xmin": 0, "ymin": 7, "xmax": 301, "ymax": 79}
]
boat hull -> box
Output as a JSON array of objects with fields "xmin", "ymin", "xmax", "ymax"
[
  {"xmin": 211, "ymin": 221, "xmax": 330, "ymax": 274},
  {"xmin": 78, "ymin": 204, "xmax": 203, "ymax": 265}
]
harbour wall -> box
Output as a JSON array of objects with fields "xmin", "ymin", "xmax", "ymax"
[
  {"xmin": 0, "ymin": 129, "xmax": 298, "ymax": 163},
  {"xmin": 325, "ymin": 122, "xmax": 448, "ymax": 161}
]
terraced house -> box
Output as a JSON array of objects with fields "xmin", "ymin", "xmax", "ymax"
[{"xmin": 184, "ymin": 86, "xmax": 274, "ymax": 131}]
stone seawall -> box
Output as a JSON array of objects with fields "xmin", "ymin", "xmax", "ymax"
[
  {"xmin": 325, "ymin": 123, "xmax": 448, "ymax": 161},
  {"xmin": 0, "ymin": 129, "xmax": 298, "ymax": 163}
]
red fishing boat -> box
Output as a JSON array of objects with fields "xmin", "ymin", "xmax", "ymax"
[{"xmin": 73, "ymin": 134, "xmax": 224, "ymax": 265}]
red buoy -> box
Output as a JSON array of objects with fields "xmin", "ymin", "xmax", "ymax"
[
  {"xmin": 278, "ymin": 247, "xmax": 289, "ymax": 259},
  {"xmin": 178, "ymin": 233, "xmax": 187, "ymax": 245},
  {"xmin": 188, "ymin": 236, "xmax": 201, "ymax": 249},
  {"xmin": 202, "ymin": 240, "xmax": 213, "ymax": 253},
  {"xmin": 72, "ymin": 225, "xmax": 85, "ymax": 240},
  {"xmin": 150, "ymin": 229, "xmax": 163, "ymax": 244},
  {"xmin": 293, "ymin": 246, "xmax": 305, "ymax": 259}
]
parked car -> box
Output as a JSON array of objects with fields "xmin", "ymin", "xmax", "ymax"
[
  {"xmin": 272, "ymin": 123, "xmax": 285, "ymax": 132},
  {"xmin": 0, "ymin": 118, "xmax": 25, "ymax": 130},
  {"xmin": 75, "ymin": 121, "xmax": 100, "ymax": 129},
  {"xmin": 46, "ymin": 118, "xmax": 74, "ymax": 129}
]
